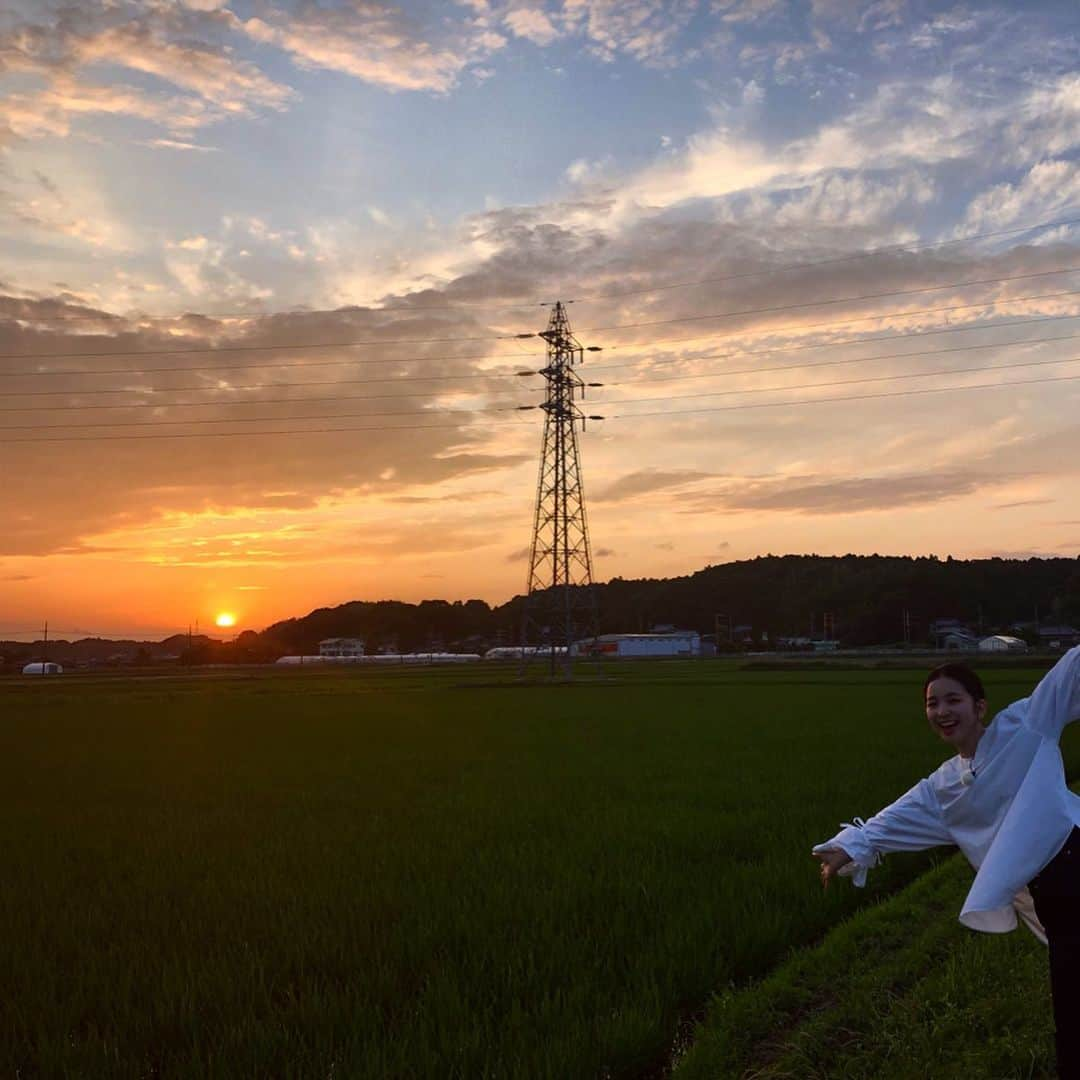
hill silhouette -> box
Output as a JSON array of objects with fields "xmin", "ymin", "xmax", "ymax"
[{"xmin": 4, "ymin": 555, "xmax": 1077, "ymax": 669}]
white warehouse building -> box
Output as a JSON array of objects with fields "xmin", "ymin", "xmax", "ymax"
[
  {"xmin": 575, "ymin": 631, "xmax": 701, "ymax": 658},
  {"xmin": 22, "ymin": 662, "xmax": 62, "ymax": 675},
  {"xmin": 978, "ymin": 635, "xmax": 1028, "ymax": 652}
]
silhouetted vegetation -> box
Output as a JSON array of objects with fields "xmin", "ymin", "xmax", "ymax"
[{"xmin": 3, "ymin": 555, "xmax": 1078, "ymax": 670}]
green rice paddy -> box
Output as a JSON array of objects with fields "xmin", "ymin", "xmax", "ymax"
[{"xmin": 1, "ymin": 662, "xmax": 1075, "ymax": 1077}]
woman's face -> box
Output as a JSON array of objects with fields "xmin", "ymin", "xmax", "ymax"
[{"xmin": 924, "ymin": 675, "xmax": 987, "ymax": 752}]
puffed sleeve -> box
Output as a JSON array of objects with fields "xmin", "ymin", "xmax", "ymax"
[
  {"xmin": 1010, "ymin": 644, "xmax": 1080, "ymax": 743},
  {"xmin": 812, "ymin": 777, "xmax": 953, "ymax": 886}
]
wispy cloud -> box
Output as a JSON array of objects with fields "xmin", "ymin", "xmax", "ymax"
[
  {"xmin": 241, "ymin": 3, "xmax": 505, "ymax": 93},
  {"xmin": 593, "ymin": 469, "xmax": 715, "ymax": 502}
]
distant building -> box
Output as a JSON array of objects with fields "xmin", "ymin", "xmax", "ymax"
[
  {"xmin": 1038, "ymin": 626, "xmax": 1080, "ymax": 648},
  {"xmin": 318, "ymin": 637, "xmax": 365, "ymax": 657},
  {"xmin": 776, "ymin": 636, "xmax": 812, "ymax": 649},
  {"xmin": 978, "ymin": 635, "xmax": 1028, "ymax": 653},
  {"xmin": 942, "ymin": 631, "xmax": 978, "ymax": 651},
  {"xmin": 932, "ymin": 619, "xmax": 976, "ymax": 650},
  {"xmin": 22, "ymin": 662, "xmax": 62, "ymax": 675},
  {"xmin": 575, "ymin": 631, "xmax": 700, "ymax": 658},
  {"xmin": 484, "ymin": 646, "xmax": 567, "ymax": 659}
]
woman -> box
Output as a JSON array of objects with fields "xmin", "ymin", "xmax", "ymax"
[{"xmin": 813, "ymin": 646, "xmax": 1080, "ymax": 1076}]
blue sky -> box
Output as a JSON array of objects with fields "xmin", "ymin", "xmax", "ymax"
[{"xmin": 1, "ymin": 0, "xmax": 1079, "ymax": 635}]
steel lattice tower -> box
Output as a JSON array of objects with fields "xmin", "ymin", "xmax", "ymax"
[{"xmin": 521, "ymin": 301, "xmax": 600, "ymax": 676}]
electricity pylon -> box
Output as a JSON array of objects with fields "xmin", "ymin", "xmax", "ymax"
[{"xmin": 520, "ymin": 301, "xmax": 602, "ymax": 677}]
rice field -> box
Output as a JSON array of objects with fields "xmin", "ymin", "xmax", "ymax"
[{"xmin": 1, "ymin": 661, "xmax": 1074, "ymax": 1078}]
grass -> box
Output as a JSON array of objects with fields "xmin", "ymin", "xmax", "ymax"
[
  {"xmin": 0, "ymin": 662, "xmax": 1073, "ymax": 1077},
  {"xmin": 673, "ymin": 852, "xmax": 1057, "ymax": 1079}
]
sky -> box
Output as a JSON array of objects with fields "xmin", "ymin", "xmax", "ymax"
[{"xmin": 1, "ymin": 0, "xmax": 1080, "ymax": 639}]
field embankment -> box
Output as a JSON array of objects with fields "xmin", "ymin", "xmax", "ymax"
[
  {"xmin": 1, "ymin": 662, "xmax": 1074, "ymax": 1077},
  {"xmin": 674, "ymin": 850, "xmax": 1056, "ymax": 1079}
]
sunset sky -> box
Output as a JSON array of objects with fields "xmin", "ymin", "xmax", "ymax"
[{"xmin": 2, "ymin": 0, "xmax": 1079, "ymax": 639}]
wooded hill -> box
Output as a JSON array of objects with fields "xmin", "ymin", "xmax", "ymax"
[
  {"xmin": 256, "ymin": 554, "xmax": 1080, "ymax": 656},
  {"xmin": 6, "ymin": 555, "xmax": 1077, "ymax": 668}
]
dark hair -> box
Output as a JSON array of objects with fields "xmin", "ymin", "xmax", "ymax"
[{"xmin": 923, "ymin": 662, "xmax": 986, "ymax": 703}]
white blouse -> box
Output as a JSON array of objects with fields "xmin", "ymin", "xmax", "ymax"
[{"xmin": 813, "ymin": 645, "xmax": 1080, "ymax": 939}]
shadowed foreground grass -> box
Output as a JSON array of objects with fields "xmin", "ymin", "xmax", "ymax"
[{"xmin": 675, "ymin": 841, "xmax": 1059, "ymax": 1079}]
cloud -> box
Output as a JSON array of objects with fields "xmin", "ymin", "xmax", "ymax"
[
  {"xmin": 713, "ymin": 0, "xmax": 787, "ymax": 26},
  {"xmin": 70, "ymin": 22, "xmax": 294, "ymax": 113},
  {"xmin": 504, "ymin": 7, "xmax": 562, "ymax": 45},
  {"xmin": 993, "ymin": 498, "xmax": 1055, "ymax": 510},
  {"xmin": 241, "ymin": 4, "xmax": 505, "ymax": 94},
  {"xmin": 563, "ymin": 0, "xmax": 699, "ymax": 67},
  {"xmin": 0, "ymin": 296, "xmax": 535, "ymax": 556},
  {"xmin": 676, "ymin": 470, "xmax": 1010, "ymax": 515},
  {"xmin": 592, "ymin": 469, "xmax": 716, "ymax": 502},
  {"xmin": 140, "ymin": 138, "xmax": 219, "ymax": 152},
  {"xmin": 0, "ymin": 8, "xmax": 296, "ymax": 143},
  {"xmin": 958, "ymin": 159, "xmax": 1080, "ymax": 236}
]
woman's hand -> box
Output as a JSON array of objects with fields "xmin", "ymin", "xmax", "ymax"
[{"xmin": 813, "ymin": 847, "xmax": 852, "ymax": 889}]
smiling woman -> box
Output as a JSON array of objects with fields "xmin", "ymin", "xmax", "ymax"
[{"xmin": 812, "ymin": 648, "xmax": 1080, "ymax": 1075}]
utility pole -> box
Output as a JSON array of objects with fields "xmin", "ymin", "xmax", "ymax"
[
  {"xmin": 520, "ymin": 301, "xmax": 603, "ymax": 678},
  {"xmin": 42, "ymin": 619, "xmax": 48, "ymax": 675}
]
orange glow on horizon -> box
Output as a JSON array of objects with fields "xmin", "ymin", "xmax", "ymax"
[{"xmin": 215, "ymin": 612, "xmax": 237, "ymax": 628}]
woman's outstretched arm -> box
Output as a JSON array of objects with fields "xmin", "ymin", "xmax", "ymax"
[
  {"xmin": 1008, "ymin": 644, "xmax": 1080, "ymax": 742},
  {"xmin": 811, "ymin": 776, "xmax": 953, "ymax": 888}
]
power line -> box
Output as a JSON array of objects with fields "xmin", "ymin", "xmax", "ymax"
[
  {"xmin": 0, "ymin": 329, "xmax": 1070, "ymax": 419},
  {"xmin": 597, "ymin": 286, "xmax": 1080, "ymax": 352},
  {"xmin": 610, "ymin": 372, "xmax": 1080, "ymax": 419},
  {"xmin": 576, "ymin": 264, "xmax": 1080, "ymax": 335},
  {"xmin": 592, "ymin": 353, "xmax": 1080, "ymax": 407},
  {"xmin": 34, "ymin": 346, "xmax": 1064, "ymax": 430},
  {"xmin": 0, "ymin": 402, "xmax": 529, "ymax": 432},
  {"xmin": 570, "ymin": 213, "xmax": 1080, "ymax": 303},
  {"xmin": 5, "ymin": 311, "xmax": 1080, "ymax": 415},
  {"xmin": 0, "ymin": 331, "xmax": 539, "ymax": 362},
  {"xmin": 10, "ymin": 210, "xmax": 1080, "ymax": 321},
  {"xmin": 5, "ymin": 287, "xmax": 1080, "ymax": 411},
  {"xmin": 0, "ymin": 349, "xmax": 531, "ymax": 379},
  {"xmin": 0, "ymin": 386, "xmax": 536, "ymax": 414},
  {"xmin": 4, "ymin": 369, "xmax": 1077, "ymax": 445},
  {"xmin": 590, "ymin": 310, "xmax": 1080, "ymax": 374},
  {"xmin": 0, "ymin": 416, "xmax": 534, "ymax": 444},
  {"xmin": 599, "ymin": 328, "xmax": 1080, "ymax": 388},
  {"xmin": 1, "ymin": 370, "xmax": 540, "ymax": 398},
  {"xmin": 4, "ymin": 263, "xmax": 1079, "ymax": 364}
]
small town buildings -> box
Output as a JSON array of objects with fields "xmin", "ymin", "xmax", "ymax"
[
  {"xmin": 318, "ymin": 638, "xmax": 365, "ymax": 657},
  {"xmin": 942, "ymin": 630, "xmax": 978, "ymax": 650}
]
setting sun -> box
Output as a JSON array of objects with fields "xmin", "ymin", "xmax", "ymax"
[{"xmin": 215, "ymin": 613, "xmax": 237, "ymax": 628}]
